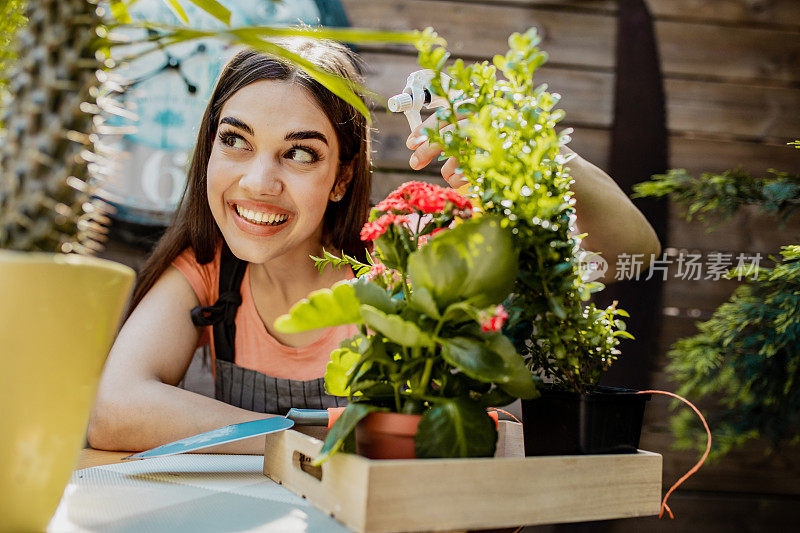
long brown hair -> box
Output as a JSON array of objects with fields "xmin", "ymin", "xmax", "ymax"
[{"xmin": 125, "ymin": 37, "xmax": 372, "ymax": 319}]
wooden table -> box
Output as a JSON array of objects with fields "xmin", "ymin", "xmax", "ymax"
[{"xmin": 76, "ymin": 448, "xmax": 130, "ymax": 470}]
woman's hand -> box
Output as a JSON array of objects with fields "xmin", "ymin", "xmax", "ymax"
[{"xmin": 405, "ymin": 112, "xmax": 469, "ymax": 188}]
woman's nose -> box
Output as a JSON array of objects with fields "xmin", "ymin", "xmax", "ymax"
[{"xmin": 238, "ymin": 156, "xmax": 283, "ymax": 197}]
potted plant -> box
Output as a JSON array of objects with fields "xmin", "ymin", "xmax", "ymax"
[
  {"xmin": 274, "ymin": 180, "xmax": 537, "ymax": 461},
  {"xmin": 0, "ymin": 2, "xmax": 420, "ymax": 528},
  {"xmin": 409, "ymin": 28, "xmax": 649, "ymax": 455}
]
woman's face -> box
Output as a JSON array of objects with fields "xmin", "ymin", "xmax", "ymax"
[{"xmin": 206, "ymin": 79, "xmax": 347, "ymax": 264}]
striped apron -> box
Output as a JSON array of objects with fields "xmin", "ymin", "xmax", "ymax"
[{"xmin": 190, "ymin": 243, "xmax": 348, "ymax": 415}]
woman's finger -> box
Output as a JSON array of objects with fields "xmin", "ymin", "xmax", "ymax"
[
  {"xmin": 441, "ymin": 156, "xmax": 459, "ymax": 178},
  {"xmin": 441, "ymin": 157, "xmax": 466, "ymax": 188},
  {"xmin": 408, "ymin": 118, "xmax": 470, "ymax": 170},
  {"xmin": 409, "ymin": 123, "xmax": 457, "ymax": 170},
  {"xmin": 406, "ymin": 110, "xmax": 470, "ymax": 149}
]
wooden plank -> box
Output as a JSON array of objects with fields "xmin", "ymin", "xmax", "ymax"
[
  {"xmin": 345, "ymin": 0, "xmax": 800, "ymax": 83},
  {"xmin": 370, "ymin": 110, "xmax": 607, "ymax": 172},
  {"xmin": 667, "ymin": 206, "xmax": 800, "ymax": 255},
  {"xmin": 646, "ymin": 0, "xmax": 800, "ymax": 28},
  {"xmin": 363, "ymin": 51, "xmax": 800, "ymax": 140},
  {"xmin": 488, "ymin": 0, "xmax": 800, "ymax": 28},
  {"xmin": 663, "ymin": 78, "xmax": 800, "ymax": 141},
  {"xmin": 76, "ymin": 448, "xmax": 130, "ymax": 470},
  {"xmin": 263, "ymin": 428, "xmax": 662, "ymax": 532},
  {"xmin": 371, "ymin": 108, "xmax": 799, "ymax": 180},
  {"xmin": 344, "ymin": 0, "xmax": 617, "ymax": 68},
  {"xmin": 662, "ymin": 278, "xmax": 742, "ymax": 312},
  {"xmin": 362, "ymin": 52, "xmax": 614, "ymax": 128},
  {"xmin": 599, "ymin": 491, "xmax": 800, "ymax": 532},
  {"xmin": 638, "ymin": 383, "xmax": 800, "ymax": 497},
  {"xmin": 654, "ymin": 18, "xmax": 800, "ymax": 83}
]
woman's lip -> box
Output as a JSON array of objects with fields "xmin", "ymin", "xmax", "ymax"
[
  {"xmin": 230, "ymin": 203, "xmax": 291, "ymax": 237},
  {"xmin": 228, "ymin": 199, "xmax": 291, "ymax": 216}
]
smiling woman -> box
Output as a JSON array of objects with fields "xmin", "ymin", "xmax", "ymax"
[{"xmin": 87, "ymin": 39, "xmax": 372, "ymax": 454}]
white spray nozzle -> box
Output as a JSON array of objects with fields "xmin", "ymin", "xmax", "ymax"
[
  {"xmin": 389, "ymin": 69, "xmax": 462, "ymax": 132},
  {"xmin": 387, "ymin": 92, "xmax": 413, "ymax": 113}
]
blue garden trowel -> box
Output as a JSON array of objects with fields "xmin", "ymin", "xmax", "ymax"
[{"xmin": 121, "ymin": 407, "xmax": 344, "ymax": 460}]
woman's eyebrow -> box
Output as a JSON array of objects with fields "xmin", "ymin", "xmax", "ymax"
[
  {"xmin": 285, "ymin": 130, "xmax": 328, "ymax": 146},
  {"xmin": 220, "ymin": 116, "xmax": 253, "ymax": 135}
]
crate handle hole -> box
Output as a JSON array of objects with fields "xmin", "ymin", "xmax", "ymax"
[{"xmin": 292, "ymin": 450, "xmax": 323, "ymax": 481}]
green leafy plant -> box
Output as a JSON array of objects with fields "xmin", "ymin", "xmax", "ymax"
[
  {"xmin": 412, "ymin": 28, "xmax": 631, "ymax": 393},
  {"xmin": 633, "ymin": 141, "xmax": 800, "ymax": 459},
  {"xmin": 275, "ymin": 181, "xmax": 537, "ymax": 463}
]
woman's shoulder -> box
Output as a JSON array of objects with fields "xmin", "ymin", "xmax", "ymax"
[{"xmin": 170, "ymin": 242, "xmax": 223, "ymax": 307}]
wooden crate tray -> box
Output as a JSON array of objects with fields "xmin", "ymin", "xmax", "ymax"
[{"xmin": 262, "ymin": 422, "xmax": 662, "ymax": 533}]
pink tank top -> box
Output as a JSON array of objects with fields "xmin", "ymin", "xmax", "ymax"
[{"xmin": 171, "ymin": 245, "xmax": 359, "ymax": 381}]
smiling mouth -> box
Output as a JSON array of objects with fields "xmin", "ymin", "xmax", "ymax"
[{"xmin": 234, "ymin": 204, "xmax": 290, "ymax": 226}]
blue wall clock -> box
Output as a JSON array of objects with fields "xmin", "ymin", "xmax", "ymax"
[{"xmin": 100, "ymin": 0, "xmax": 350, "ymax": 236}]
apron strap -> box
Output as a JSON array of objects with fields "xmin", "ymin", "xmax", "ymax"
[{"xmin": 189, "ymin": 242, "xmax": 247, "ymax": 363}]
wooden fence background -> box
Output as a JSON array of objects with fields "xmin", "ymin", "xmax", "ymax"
[
  {"xmin": 98, "ymin": 0, "xmax": 800, "ymax": 530},
  {"xmin": 346, "ymin": 0, "xmax": 800, "ymax": 530}
]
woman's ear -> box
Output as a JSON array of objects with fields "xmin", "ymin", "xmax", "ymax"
[{"xmin": 329, "ymin": 160, "xmax": 355, "ymax": 202}]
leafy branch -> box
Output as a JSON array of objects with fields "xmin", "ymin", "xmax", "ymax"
[
  {"xmin": 311, "ymin": 248, "xmax": 373, "ymax": 277},
  {"xmin": 633, "ymin": 167, "xmax": 800, "ymax": 229},
  {"xmin": 415, "ymin": 28, "xmax": 629, "ymax": 393}
]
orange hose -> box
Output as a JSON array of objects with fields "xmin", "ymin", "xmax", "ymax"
[
  {"xmin": 488, "ymin": 407, "xmax": 522, "ymax": 424},
  {"xmin": 638, "ymin": 390, "xmax": 712, "ymax": 519}
]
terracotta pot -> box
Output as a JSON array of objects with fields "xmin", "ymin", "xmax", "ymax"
[
  {"xmin": 355, "ymin": 412, "xmax": 422, "ymax": 459},
  {"xmin": 0, "ymin": 251, "xmax": 134, "ymax": 531}
]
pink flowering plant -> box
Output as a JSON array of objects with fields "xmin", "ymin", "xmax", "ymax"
[{"xmin": 274, "ymin": 181, "xmax": 536, "ymax": 462}]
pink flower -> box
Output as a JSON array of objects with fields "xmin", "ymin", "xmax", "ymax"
[
  {"xmin": 374, "ymin": 196, "xmax": 411, "ymax": 213},
  {"xmin": 417, "ymin": 228, "xmax": 446, "ymax": 247},
  {"xmin": 364, "ymin": 262, "xmax": 387, "ymax": 281},
  {"xmin": 481, "ymin": 305, "xmax": 509, "ymax": 332},
  {"xmin": 374, "ymin": 181, "xmax": 473, "ymax": 217},
  {"xmin": 360, "ymin": 213, "xmax": 410, "ymax": 242}
]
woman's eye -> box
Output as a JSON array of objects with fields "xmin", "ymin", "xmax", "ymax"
[
  {"xmin": 219, "ymin": 132, "xmax": 248, "ymax": 150},
  {"xmin": 286, "ymin": 146, "xmax": 320, "ymax": 164}
]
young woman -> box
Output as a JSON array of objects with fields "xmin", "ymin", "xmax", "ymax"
[{"xmin": 88, "ymin": 37, "xmax": 660, "ymax": 454}]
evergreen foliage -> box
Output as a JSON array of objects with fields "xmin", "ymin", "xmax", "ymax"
[
  {"xmin": 634, "ymin": 142, "xmax": 800, "ymax": 459},
  {"xmin": 415, "ymin": 29, "xmax": 631, "ymax": 393}
]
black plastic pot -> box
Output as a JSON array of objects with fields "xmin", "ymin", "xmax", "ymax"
[{"xmin": 521, "ymin": 386, "xmax": 650, "ymax": 455}]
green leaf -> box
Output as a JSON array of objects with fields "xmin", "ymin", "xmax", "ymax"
[
  {"xmin": 165, "ymin": 0, "xmax": 189, "ymax": 24},
  {"xmin": 441, "ymin": 301, "xmax": 480, "ymax": 323},
  {"xmin": 228, "ymin": 31, "xmax": 372, "ymax": 122},
  {"xmin": 415, "ymin": 399, "xmax": 497, "ymax": 458},
  {"xmin": 353, "ymin": 280, "xmax": 399, "ymax": 314},
  {"xmin": 274, "ymin": 281, "xmax": 362, "ymax": 333},
  {"xmin": 324, "ymin": 348, "xmax": 361, "ymax": 396},
  {"xmin": 186, "ymin": 0, "xmax": 231, "ymax": 25},
  {"xmin": 408, "ymin": 287, "xmax": 440, "ymax": 319},
  {"xmin": 440, "ymin": 335, "xmax": 536, "ymax": 399},
  {"xmin": 408, "ymin": 216, "xmax": 518, "ymax": 309},
  {"xmin": 360, "ymin": 305, "xmax": 434, "ymax": 348},
  {"xmin": 109, "ymin": 1, "xmax": 132, "ymax": 23},
  {"xmin": 313, "ymin": 403, "xmax": 382, "ymax": 465},
  {"xmin": 486, "ymin": 334, "xmax": 538, "ymax": 399}
]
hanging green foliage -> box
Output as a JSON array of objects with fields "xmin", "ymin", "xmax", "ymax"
[{"xmin": 634, "ymin": 141, "xmax": 800, "ymax": 459}]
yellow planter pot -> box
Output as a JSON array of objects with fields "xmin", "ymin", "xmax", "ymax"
[{"xmin": 0, "ymin": 251, "xmax": 134, "ymax": 532}]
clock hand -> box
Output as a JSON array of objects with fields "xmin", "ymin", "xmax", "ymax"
[{"xmin": 125, "ymin": 48, "xmax": 204, "ymax": 93}]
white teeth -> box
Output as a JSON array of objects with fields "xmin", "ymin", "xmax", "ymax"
[{"xmin": 235, "ymin": 204, "xmax": 288, "ymax": 226}]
